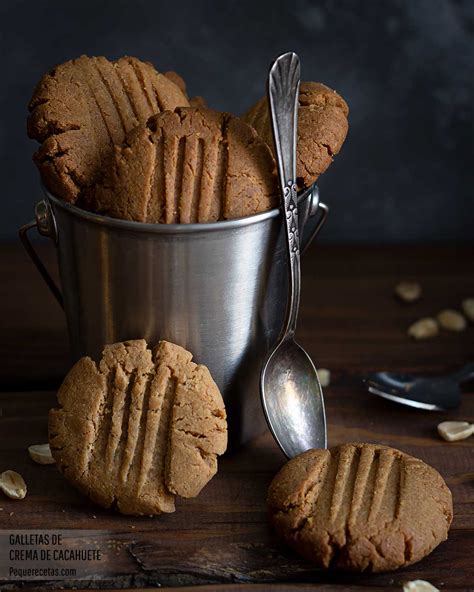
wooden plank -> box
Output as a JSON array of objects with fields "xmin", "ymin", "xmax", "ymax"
[
  {"xmin": 0, "ymin": 244, "xmax": 473, "ymax": 589},
  {"xmin": 12, "ymin": 586, "xmax": 438, "ymax": 592},
  {"xmin": 0, "ymin": 244, "xmax": 68, "ymax": 389},
  {"xmin": 0, "ymin": 381, "xmax": 472, "ymax": 589}
]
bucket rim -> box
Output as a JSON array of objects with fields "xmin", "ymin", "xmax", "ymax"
[{"xmin": 43, "ymin": 184, "xmax": 315, "ymax": 235}]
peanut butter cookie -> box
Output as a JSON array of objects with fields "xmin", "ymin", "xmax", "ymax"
[
  {"xmin": 89, "ymin": 106, "xmax": 278, "ymax": 223},
  {"xmin": 28, "ymin": 56, "xmax": 189, "ymax": 204},
  {"xmin": 49, "ymin": 339, "xmax": 227, "ymax": 515},
  {"xmin": 243, "ymin": 82, "xmax": 349, "ymax": 189},
  {"xmin": 268, "ymin": 443, "xmax": 452, "ymax": 572}
]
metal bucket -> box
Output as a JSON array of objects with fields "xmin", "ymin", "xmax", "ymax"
[{"xmin": 20, "ymin": 185, "xmax": 327, "ymax": 447}]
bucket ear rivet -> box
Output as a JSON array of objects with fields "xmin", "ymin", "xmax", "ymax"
[{"xmin": 35, "ymin": 200, "xmax": 57, "ymax": 241}]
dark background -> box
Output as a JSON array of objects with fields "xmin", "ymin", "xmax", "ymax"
[{"xmin": 1, "ymin": 0, "xmax": 472, "ymax": 242}]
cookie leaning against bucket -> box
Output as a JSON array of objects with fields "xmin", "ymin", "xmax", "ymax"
[
  {"xmin": 243, "ymin": 81, "xmax": 349, "ymax": 189},
  {"xmin": 48, "ymin": 339, "xmax": 227, "ymax": 515},
  {"xmin": 268, "ymin": 443, "xmax": 453, "ymax": 572},
  {"xmin": 27, "ymin": 55, "xmax": 189, "ymax": 204},
  {"xmin": 89, "ymin": 106, "xmax": 278, "ymax": 223}
]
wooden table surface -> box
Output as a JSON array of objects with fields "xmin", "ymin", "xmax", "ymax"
[{"xmin": 0, "ymin": 243, "xmax": 473, "ymax": 591}]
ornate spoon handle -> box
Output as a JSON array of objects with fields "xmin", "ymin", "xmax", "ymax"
[{"xmin": 268, "ymin": 52, "xmax": 301, "ymax": 339}]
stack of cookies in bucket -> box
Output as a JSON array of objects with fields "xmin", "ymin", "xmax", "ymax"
[
  {"xmin": 27, "ymin": 55, "xmax": 349, "ymax": 222},
  {"xmin": 25, "ymin": 56, "xmax": 454, "ymax": 575}
]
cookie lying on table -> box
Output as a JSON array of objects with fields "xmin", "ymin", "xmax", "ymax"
[
  {"xmin": 268, "ymin": 443, "xmax": 452, "ymax": 572},
  {"xmin": 27, "ymin": 56, "xmax": 189, "ymax": 204},
  {"xmin": 243, "ymin": 82, "xmax": 349, "ymax": 189},
  {"xmin": 49, "ymin": 339, "xmax": 227, "ymax": 515},
  {"xmin": 88, "ymin": 106, "xmax": 279, "ymax": 223}
]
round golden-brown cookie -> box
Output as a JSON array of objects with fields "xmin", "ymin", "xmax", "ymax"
[
  {"xmin": 49, "ymin": 339, "xmax": 227, "ymax": 515},
  {"xmin": 268, "ymin": 443, "xmax": 452, "ymax": 572},
  {"xmin": 89, "ymin": 106, "xmax": 278, "ymax": 223},
  {"xmin": 243, "ymin": 81, "xmax": 349, "ymax": 189},
  {"xmin": 28, "ymin": 56, "xmax": 189, "ymax": 204}
]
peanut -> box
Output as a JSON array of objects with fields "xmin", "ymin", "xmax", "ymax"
[
  {"xmin": 395, "ymin": 281, "xmax": 422, "ymax": 303},
  {"xmin": 437, "ymin": 309, "xmax": 467, "ymax": 332},
  {"xmin": 403, "ymin": 581, "xmax": 439, "ymax": 592},
  {"xmin": 408, "ymin": 317, "xmax": 438, "ymax": 340},
  {"xmin": 461, "ymin": 298, "xmax": 474, "ymax": 322},
  {"xmin": 28, "ymin": 443, "xmax": 55, "ymax": 465},
  {"xmin": 437, "ymin": 421, "xmax": 474, "ymax": 442},
  {"xmin": 317, "ymin": 368, "xmax": 331, "ymax": 388},
  {"xmin": 0, "ymin": 470, "xmax": 27, "ymax": 500}
]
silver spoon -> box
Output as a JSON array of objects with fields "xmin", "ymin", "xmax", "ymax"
[
  {"xmin": 365, "ymin": 362, "xmax": 474, "ymax": 411},
  {"xmin": 260, "ymin": 52, "xmax": 327, "ymax": 459}
]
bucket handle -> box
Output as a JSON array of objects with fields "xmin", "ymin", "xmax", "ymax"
[
  {"xmin": 299, "ymin": 183, "xmax": 329, "ymax": 254},
  {"xmin": 301, "ymin": 201, "xmax": 328, "ymax": 255},
  {"xmin": 19, "ymin": 200, "xmax": 63, "ymax": 309}
]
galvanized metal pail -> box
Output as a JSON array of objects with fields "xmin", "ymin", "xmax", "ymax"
[{"xmin": 20, "ymin": 185, "xmax": 327, "ymax": 446}]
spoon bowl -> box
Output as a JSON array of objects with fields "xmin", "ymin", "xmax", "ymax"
[
  {"xmin": 261, "ymin": 338, "xmax": 326, "ymax": 458},
  {"xmin": 365, "ymin": 362, "xmax": 474, "ymax": 411}
]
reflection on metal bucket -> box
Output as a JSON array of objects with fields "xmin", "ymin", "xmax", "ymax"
[{"xmin": 20, "ymin": 184, "xmax": 327, "ymax": 447}]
